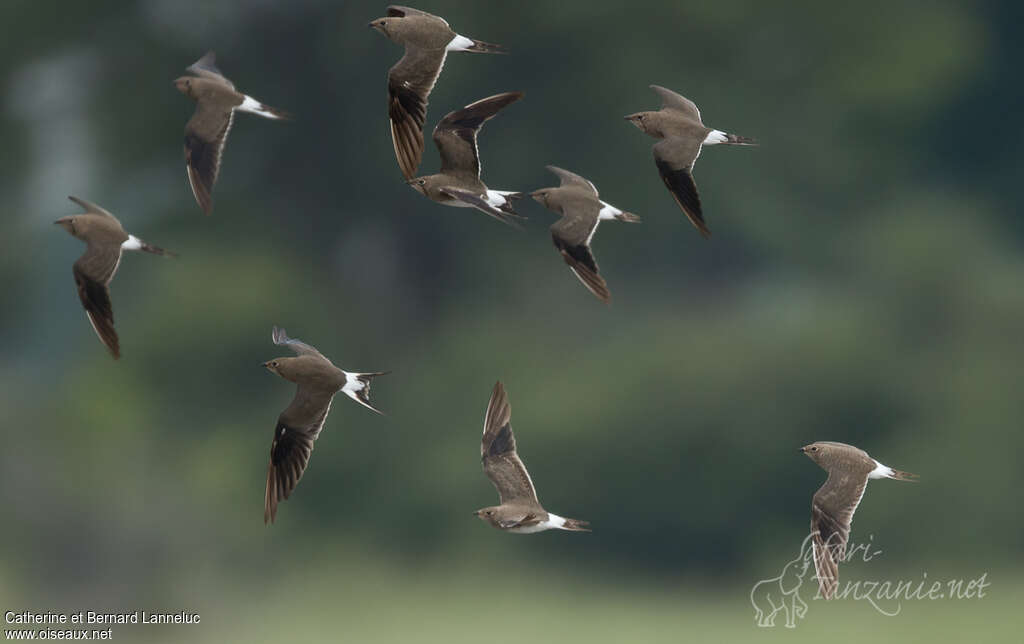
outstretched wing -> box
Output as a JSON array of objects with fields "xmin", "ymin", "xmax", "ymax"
[
  {"xmin": 653, "ymin": 137, "xmax": 708, "ymax": 237},
  {"xmin": 387, "ymin": 47, "xmax": 448, "ymax": 179},
  {"xmin": 187, "ymin": 51, "xmax": 235, "ymax": 89},
  {"xmin": 271, "ymin": 325, "xmax": 325, "ymax": 358},
  {"xmin": 433, "ymin": 92, "xmax": 523, "ymax": 178},
  {"xmin": 545, "ymin": 166, "xmax": 598, "ymax": 196},
  {"xmin": 810, "ymin": 472, "xmax": 868, "ymax": 599},
  {"xmin": 549, "ymin": 195, "xmax": 608, "ymax": 303},
  {"xmin": 480, "ymin": 382, "xmax": 539, "ymax": 506},
  {"xmin": 439, "ymin": 187, "xmax": 524, "ymax": 228},
  {"xmin": 264, "ymin": 386, "xmax": 336, "ymax": 524},
  {"xmin": 184, "ymin": 100, "xmax": 235, "ymax": 215},
  {"xmin": 649, "ymin": 85, "xmax": 702, "ymax": 123},
  {"xmin": 72, "ymin": 246, "xmax": 123, "ymax": 359},
  {"xmin": 68, "ymin": 196, "xmax": 118, "ymax": 221}
]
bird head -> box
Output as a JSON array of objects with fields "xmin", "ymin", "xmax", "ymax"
[
  {"xmin": 624, "ymin": 112, "xmax": 654, "ymax": 135},
  {"xmin": 368, "ymin": 17, "xmax": 390, "ymax": 37},
  {"xmin": 54, "ymin": 216, "xmax": 77, "ymax": 236},
  {"xmin": 406, "ymin": 177, "xmax": 428, "ymax": 196},
  {"xmin": 529, "ymin": 189, "xmax": 552, "ymax": 208},
  {"xmin": 800, "ymin": 442, "xmax": 830, "ymax": 466},
  {"xmin": 174, "ymin": 76, "xmax": 194, "ymax": 98},
  {"xmin": 262, "ymin": 359, "xmax": 284, "ymax": 377},
  {"xmin": 474, "ymin": 507, "xmax": 499, "ymax": 526}
]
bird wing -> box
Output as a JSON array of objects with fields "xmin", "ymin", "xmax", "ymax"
[
  {"xmin": 271, "ymin": 325, "xmax": 326, "ymax": 359},
  {"xmin": 438, "ymin": 187, "xmax": 524, "ymax": 228},
  {"xmin": 433, "ymin": 92, "xmax": 523, "ymax": 179},
  {"xmin": 653, "ymin": 137, "xmax": 708, "ymax": 237},
  {"xmin": 186, "ymin": 51, "xmax": 235, "ymax": 89},
  {"xmin": 386, "ymin": 5, "xmax": 441, "ymax": 20},
  {"xmin": 67, "ymin": 196, "xmax": 119, "ymax": 221},
  {"xmin": 387, "ymin": 46, "xmax": 448, "ymax": 180},
  {"xmin": 545, "ymin": 165, "xmax": 598, "ymax": 196},
  {"xmin": 264, "ymin": 385, "xmax": 337, "ymax": 524},
  {"xmin": 549, "ymin": 193, "xmax": 608, "ymax": 303},
  {"xmin": 480, "ymin": 382, "xmax": 540, "ymax": 506},
  {"xmin": 810, "ymin": 471, "xmax": 868, "ymax": 599},
  {"xmin": 72, "ymin": 245, "xmax": 123, "ymax": 359},
  {"xmin": 184, "ymin": 99, "xmax": 235, "ymax": 215},
  {"xmin": 649, "ymin": 85, "xmax": 702, "ymax": 123}
]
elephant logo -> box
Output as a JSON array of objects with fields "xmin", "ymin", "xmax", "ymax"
[{"xmin": 750, "ymin": 533, "xmax": 814, "ymax": 628}]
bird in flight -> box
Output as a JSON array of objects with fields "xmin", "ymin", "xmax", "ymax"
[
  {"xmin": 175, "ymin": 51, "xmax": 290, "ymax": 215},
  {"xmin": 800, "ymin": 441, "xmax": 918, "ymax": 599},
  {"xmin": 263, "ymin": 326, "xmax": 388, "ymax": 524},
  {"xmin": 626, "ymin": 85, "xmax": 755, "ymax": 237},
  {"xmin": 531, "ymin": 165, "xmax": 640, "ymax": 303},
  {"xmin": 406, "ymin": 92, "xmax": 525, "ymax": 227},
  {"xmin": 55, "ymin": 196, "xmax": 175, "ymax": 359},
  {"xmin": 475, "ymin": 381, "xmax": 590, "ymax": 534}
]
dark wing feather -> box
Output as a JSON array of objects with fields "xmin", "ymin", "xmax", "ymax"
[
  {"xmin": 387, "ymin": 47, "xmax": 448, "ymax": 180},
  {"xmin": 480, "ymin": 382, "xmax": 539, "ymax": 506},
  {"xmin": 433, "ymin": 92, "xmax": 523, "ymax": 178},
  {"xmin": 72, "ymin": 247, "xmax": 123, "ymax": 359},
  {"xmin": 184, "ymin": 102, "xmax": 235, "ymax": 215},
  {"xmin": 386, "ymin": 5, "xmax": 436, "ymax": 18},
  {"xmin": 551, "ymin": 234, "xmax": 609, "ymax": 304},
  {"xmin": 810, "ymin": 472, "xmax": 868, "ymax": 599},
  {"xmin": 653, "ymin": 138, "xmax": 708, "ymax": 237},
  {"xmin": 264, "ymin": 386, "xmax": 336, "ymax": 524}
]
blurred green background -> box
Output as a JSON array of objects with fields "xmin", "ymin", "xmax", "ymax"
[{"xmin": 1, "ymin": 0, "xmax": 1021, "ymax": 641}]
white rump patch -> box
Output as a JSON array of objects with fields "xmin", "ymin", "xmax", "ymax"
[
  {"xmin": 121, "ymin": 235, "xmax": 143, "ymax": 251},
  {"xmin": 598, "ymin": 201, "xmax": 623, "ymax": 221},
  {"xmin": 508, "ymin": 514, "xmax": 565, "ymax": 534},
  {"xmin": 485, "ymin": 190, "xmax": 514, "ymax": 207},
  {"xmin": 446, "ymin": 34, "xmax": 475, "ymax": 51},
  {"xmin": 703, "ymin": 129, "xmax": 728, "ymax": 145},
  {"xmin": 237, "ymin": 95, "xmax": 282, "ymax": 119},
  {"xmin": 341, "ymin": 372, "xmax": 366, "ymax": 395},
  {"xmin": 868, "ymin": 460, "xmax": 894, "ymax": 479}
]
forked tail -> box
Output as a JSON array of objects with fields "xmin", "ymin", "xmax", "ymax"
[
  {"xmin": 724, "ymin": 132, "xmax": 757, "ymax": 145},
  {"xmin": 342, "ymin": 371, "xmax": 390, "ymax": 414},
  {"xmin": 887, "ymin": 468, "xmax": 919, "ymax": 482}
]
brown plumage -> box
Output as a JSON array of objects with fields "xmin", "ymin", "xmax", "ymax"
[
  {"xmin": 407, "ymin": 92, "xmax": 526, "ymax": 227},
  {"xmin": 801, "ymin": 441, "xmax": 918, "ymax": 599},
  {"xmin": 55, "ymin": 196, "xmax": 175, "ymax": 359},
  {"xmin": 626, "ymin": 85, "xmax": 756, "ymax": 237},
  {"xmin": 263, "ymin": 326, "xmax": 387, "ymax": 524},
  {"xmin": 475, "ymin": 382, "xmax": 590, "ymax": 534},
  {"xmin": 531, "ymin": 166, "xmax": 640, "ymax": 304},
  {"xmin": 370, "ymin": 5, "xmax": 505, "ymax": 180},
  {"xmin": 175, "ymin": 51, "xmax": 290, "ymax": 215}
]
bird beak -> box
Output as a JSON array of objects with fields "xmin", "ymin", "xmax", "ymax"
[
  {"xmin": 53, "ymin": 220, "xmax": 62, "ymax": 225},
  {"xmin": 623, "ymin": 115, "xmax": 634, "ymax": 120},
  {"xmin": 261, "ymin": 362, "xmax": 270, "ymax": 368},
  {"xmin": 799, "ymin": 447, "xmax": 807, "ymax": 453}
]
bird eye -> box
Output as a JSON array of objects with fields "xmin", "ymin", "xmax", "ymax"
[
  {"xmin": 271, "ymin": 361, "xmax": 278, "ymax": 367},
  {"xmin": 811, "ymin": 447, "xmax": 818, "ymax": 452},
  {"xmin": 418, "ymin": 180, "xmax": 426, "ymax": 185}
]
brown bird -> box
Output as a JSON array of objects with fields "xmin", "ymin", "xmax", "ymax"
[
  {"xmin": 800, "ymin": 441, "xmax": 918, "ymax": 599},
  {"xmin": 475, "ymin": 381, "xmax": 590, "ymax": 534},
  {"xmin": 407, "ymin": 92, "xmax": 525, "ymax": 227},
  {"xmin": 55, "ymin": 196, "xmax": 175, "ymax": 359},
  {"xmin": 370, "ymin": 5, "xmax": 505, "ymax": 180},
  {"xmin": 175, "ymin": 51, "xmax": 290, "ymax": 215},
  {"xmin": 531, "ymin": 165, "xmax": 640, "ymax": 303},
  {"xmin": 262, "ymin": 326, "xmax": 387, "ymax": 524},
  {"xmin": 625, "ymin": 85, "xmax": 755, "ymax": 237}
]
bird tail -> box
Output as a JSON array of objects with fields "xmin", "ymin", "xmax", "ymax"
[
  {"xmin": 342, "ymin": 371, "xmax": 390, "ymax": 415},
  {"xmin": 140, "ymin": 241, "xmax": 177, "ymax": 258},
  {"xmin": 465, "ymin": 38, "xmax": 506, "ymax": 54},
  {"xmin": 237, "ymin": 95, "xmax": 292, "ymax": 120},
  {"xmin": 615, "ymin": 211, "xmax": 641, "ymax": 223},
  {"xmin": 724, "ymin": 132, "xmax": 757, "ymax": 145},
  {"xmin": 886, "ymin": 468, "xmax": 919, "ymax": 482},
  {"xmin": 559, "ymin": 517, "xmax": 591, "ymax": 532}
]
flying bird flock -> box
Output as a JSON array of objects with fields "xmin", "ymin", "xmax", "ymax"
[{"xmin": 51, "ymin": 4, "xmax": 919, "ymax": 601}]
